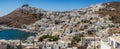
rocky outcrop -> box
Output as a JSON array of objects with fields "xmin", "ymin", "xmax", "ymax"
[
  {"xmin": 95, "ymin": 2, "xmax": 120, "ymax": 23},
  {"xmin": 0, "ymin": 4, "xmax": 45, "ymax": 28}
]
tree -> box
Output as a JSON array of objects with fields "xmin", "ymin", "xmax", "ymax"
[
  {"xmin": 39, "ymin": 35, "xmax": 59, "ymax": 42},
  {"xmin": 49, "ymin": 35, "xmax": 59, "ymax": 41},
  {"xmin": 87, "ymin": 30, "xmax": 93, "ymax": 35},
  {"xmin": 71, "ymin": 34, "xmax": 84, "ymax": 46},
  {"xmin": 39, "ymin": 37, "xmax": 43, "ymax": 42},
  {"xmin": 39, "ymin": 35, "xmax": 49, "ymax": 42}
]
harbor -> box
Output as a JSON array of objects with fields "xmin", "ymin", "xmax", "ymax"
[{"xmin": 0, "ymin": 29, "xmax": 35, "ymax": 40}]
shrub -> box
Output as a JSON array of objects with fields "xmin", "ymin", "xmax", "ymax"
[{"xmin": 39, "ymin": 35, "xmax": 59, "ymax": 42}]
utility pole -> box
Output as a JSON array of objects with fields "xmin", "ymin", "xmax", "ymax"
[
  {"xmin": 94, "ymin": 25, "xmax": 96, "ymax": 49},
  {"xmin": 33, "ymin": 37, "xmax": 35, "ymax": 49},
  {"xmin": 94, "ymin": 33, "xmax": 95, "ymax": 49},
  {"xmin": 19, "ymin": 40, "xmax": 22, "ymax": 49}
]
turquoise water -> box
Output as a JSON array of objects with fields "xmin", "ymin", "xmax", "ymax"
[{"xmin": 0, "ymin": 29, "xmax": 35, "ymax": 40}]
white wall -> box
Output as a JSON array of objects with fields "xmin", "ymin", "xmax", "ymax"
[{"xmin": 101, "ymin": 40, "xmax": 111, "ymax": 49}]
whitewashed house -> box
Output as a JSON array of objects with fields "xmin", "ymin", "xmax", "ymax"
[{"xmin": 81, "ymin": 37, "xmax": 101, "ymax": 46}]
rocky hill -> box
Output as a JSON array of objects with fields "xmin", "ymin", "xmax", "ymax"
[
  {"xmin": 0, "ymin": 4, "xmax": 45, "ymax": 28},
  {"xmin": 0, "ymin": 2, "xmax": 120, "ymax": 28},
  {"xmin": 96, "ymin": 2, "xmax": 120, "ymax": 23}
]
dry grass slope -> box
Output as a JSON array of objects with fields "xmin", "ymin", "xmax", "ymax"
[
  {"xmin": 96, "ymin": 2, "xmax": 120, "ymax": 23},
  {"xmin": 0, "ymin": 8, "xmax": 43, "ymax": 28}
]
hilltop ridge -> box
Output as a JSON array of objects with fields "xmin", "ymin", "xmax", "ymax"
[
  {"xmin": 0, "ymin": 2, "xmax": 120, "ymax": 28},
  {"xmin": 0, "ymin": 4, "xmax": 46, "ymax": 28}
]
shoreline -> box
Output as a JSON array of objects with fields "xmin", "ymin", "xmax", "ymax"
[
  {"xmin": 0, "ymin": 26, "xmax": 38, "ymax": 41},
  {"xmin": 0, "ymin": 26, "xmax": 37, "ymax": 33}
]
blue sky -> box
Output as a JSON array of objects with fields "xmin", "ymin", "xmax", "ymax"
[{"xmin": 0, "ymin": 0, "xmax": 120, "ymax": 16}]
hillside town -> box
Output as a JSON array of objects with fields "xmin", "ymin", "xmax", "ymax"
[{"xmin": 0, "ymin": 2, "xmax": 120, "ymax": 49}]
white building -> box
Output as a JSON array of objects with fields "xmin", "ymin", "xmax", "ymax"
[
  {"xmin": 108, "ymin": 36, "xmax": 120, "ymax": 49},
  {"xmin": 101, "ymin": 36, "xmax": 120, "ymax": 49},
  {"xmin": 101, "ymin": 39, "xmax": 111, "ymax": 49},
  {"xmin": 81, "ymin": 37, "xmax": 101, "ymax": 46}
]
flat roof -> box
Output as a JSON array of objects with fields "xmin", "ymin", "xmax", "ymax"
[
  {"xmin": 81, "ymin": 37, "xmax": 101, "ymax": 39},
  {"xmin": 110, "ymin": 36, "xmax": 120, "ymax": 43}
]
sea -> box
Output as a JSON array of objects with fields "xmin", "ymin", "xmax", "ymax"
[{"xmin": 0, "ymin": 29, "xmax": 35, "ymax": 40}]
